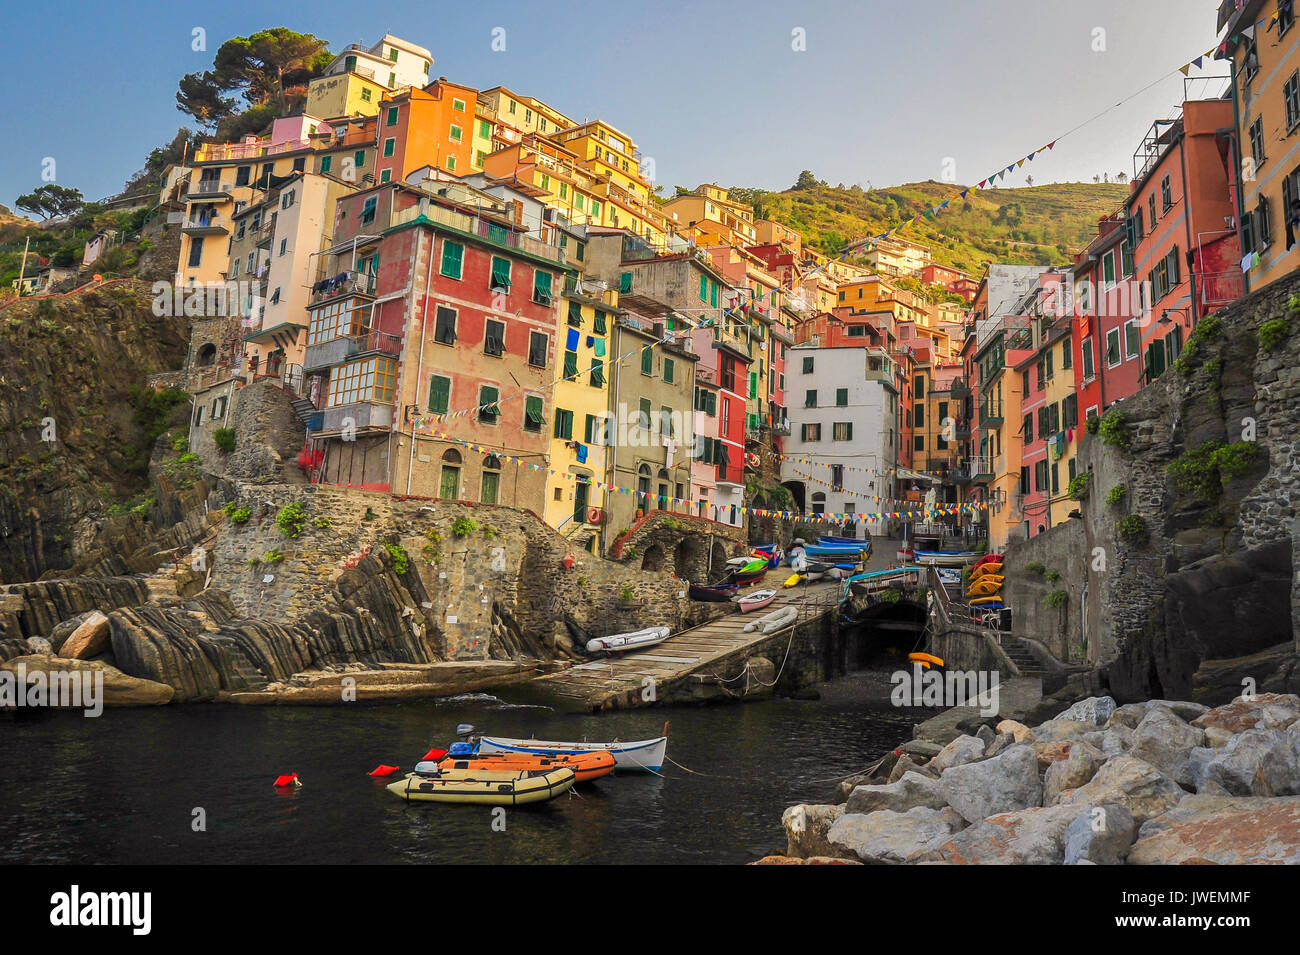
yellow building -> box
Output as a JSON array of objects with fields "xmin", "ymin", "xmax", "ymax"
[
  {"xmin": 478, "ymin": 86, "xmax": 576, "ymax": 138},
  {"xmin": 1042, "ymin": 321, "xmax": 1081, "ymax": 530},
  {"xmin": 661, "ymin": 184, "xmax": 757, "ymax": 247},
  {"xmin": 546, "ymin": 281, "xmax": 619, "ymax": 551},
  {"xmin": 306, "ymin": 34, "xmax": 434, "ymax": 119}
]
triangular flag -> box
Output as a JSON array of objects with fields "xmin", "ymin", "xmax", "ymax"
[{"xmin": 1179, "ymin": 63, "xmax": 1191, "ymax": 76}]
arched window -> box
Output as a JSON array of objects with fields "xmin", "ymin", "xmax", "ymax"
[
  {"xmin": 197, "ymin": 343, "xmax": 217, "ymax": 366},
  {"xmin": 637, "ymin": 464, "xmax": 651, "ymax": 497},
  {"xmin": 812, "ymin": 491, "xmax": 826, "ymax": 515},
  {"xmin": 440, "ymin": 448, "xmax": 462, "ymax": 499},
  {"xmin": 482, "ymin": 455, "xmax": 502, "ymax": 505}
]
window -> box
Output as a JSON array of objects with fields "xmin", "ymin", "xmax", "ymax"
[
  {"xmin": 1287, "ymin": 72, "xmax": 1300, "ymax": 132},
  {"xmin": 389, "ymin": 47, "xmax": 399, "ymax": 62},
  {"xmin": 832, "ymin": 422, "xmax": 853, "ymax": 441},
  {"xmin": 484, "ymin": 319, "xmax": 505, "ymax": 357},
  {"xmin": 1020, "ymin": 466, "xmax": 1031, "ymax": 495},
  {"xmin": 427, "ymin": 374, "xmax": 451, "ymax": 414},
  {"xmin": 440, "ymin": 241, "xmax": 463, "ymax": 279},
  {"xmin": 1102, "ymin": 250, "xmax": 1116, "ymax": 288},
  {"xmin": 479, "ymin": 119, "xmax": 492, "ymax": 138},
  {"xmin": 914, "ymin": 404, "xmax": 924, "ymax": 428},
  {"xmin": 805, "ymin": 389, "xmax": 817, "ymax": 407},
  {"xmin": 326, "ymin": 357, "xmax": 397, "ymax": 407},
  {"xmin": 532, "ymin": 270, "xmax": 552, "ymax": 305},
  {"xmin": 553, "ymin": 408, "xmax": 573, "ymax": 440},
  {"xmin": 1124, "ymin": 319, "xmax": 1139, "ymax": 360},
  {"xmin": 1051, "ymin": 463, "xmax": 1059, "ymax": 496},
  {"xmin": 1250, "ymin": 117, "xmax": 1265, "ymax": 166},
  {"xmin": 913, "ymin": 375, "xmax": 924, "ymax": 398},
  {"xmin": 235, "ymin": 165, "xmax": 251, "ymax": 186},
  {"xmin": 663, "ymin": 358, "xmax": 675, "ymax": 383},
  {"xmin": 1105, "ymin": 328, "xmax": 1122, "ymax": 368},
  {"xmin": 1023, "ymin": 413, "xmax": 1034, "ymax": 444},
  {"xmin": 914, "ymin": 435, "xmax": 925, "ymax": 452},
  {"xmin": 1283, "ymin": 0, "xmax": 1296, "ymax": 35},
  {"xmin": 835, "ymin": 387, "xmax": 848, "ymax": 406},
  {"xmin": 354, "ymin": 150, "xmax": 366, "ymax": 169},
  {"xmin": 1121, "ymin": 241, "xmax": 1134, "ymax": 279},
  {"xmin": 386, "ymin": 106, "xmax": 399, "ymax": 126},
  {"xmin": 1148, "ymin": 192, "xmax": 1157, "ymax": 228},
  {"xmin": 1037, "ymin": 406, "xmax": 1050, "ymax": 438},
  {"xmin": 699, "ymin": 274, "xmax": 708, "ymax": 302},
  {"xmin": 361, "ymin": 88, "xmax": 372, "ymax": 103},
  {"xmin": 187, "ymin": 237, "xmax": 203, "ymax": 267},
  {"xmin": 563, "ymin": 350, "xmax": 578, "ymax": 379},
  {"xmin": 446, "ymin": 156, "xmax": 456, "ymax": 172},
  {"xmin": 361, "ymin": 197, "xmax": 377, "ymax": 225},
  {"xmin": 638, "ymin": 398, "xmax": 653, "ymax": 432},
  {"xmin": 382, "ymin": 138, "xmax": 395, "ymax": 158},
  {"xmin": 524, "ymin": 395, "xmax": 544, "ymax": 432},
  {"xmin": 1242, "ymin": 210, "xmax": 1256, "ymax": 257},
  {"xmin": 434, "ymin": 306, "xmax": 457, "ymax": 345},
  {"xmin": 802, "ymin": 356, "xmax": 814, "ymax": 373},
  {"xmin": 490, "ymin": 256, "xmax": 511, "ymax": 292},
  {"xmin": 528, "ymin": 331, "xmax": 548, "ymax": 367},
  {"xmin": 319, "ymin": 155, "xmax": 332, "ymax": 174},
  {"xmin": 450, "ymin": 125, "xmax": 463, "ymax": 143},
  {"xmin": 641, "ymin": 346, "xmax": 653, "ymax": 375},
  {"xmin": 1081, "ymin": 336, "xmax": 1095, "ymax": 379},
  {"xmin": 1160, "ymin": 175, "xmax": 1173, "ymax": 211},
  {"xmin": 801, "ymin": 422, "xmax": 821, "ymax": 441},
  {"xmin": 1257, "ymin": 196, "xmax": 1272, "ymax": 249},
  {"xmin": 590, "ymin": 356, "xmax": 605, "ymax": 388},
  {"xmin": 1063, "ymin": 393, "xmax": 1078, "ymax": 427},
  {"xmin": 478, "ymin": 385, "xmax": 500, "ymax": 423}
]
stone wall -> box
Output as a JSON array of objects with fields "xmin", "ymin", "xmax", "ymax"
[
  {"xmin": 1068, "ymin": 273, "xmax": 1300, "ymax": 702},
  {"xmin": 1002, "ymin": 518, "xmax": 1088, "ymax": 662},
  {"xmin": 215, "ymin": 379, "xmax": 306, "ymax": 483},
  {"xmin": 609, "ymin": 508, "xmax": 748, "ymax": 583}
]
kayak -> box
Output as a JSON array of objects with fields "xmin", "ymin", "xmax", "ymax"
[
  {"xmin": 435, "ymin": 746, "xmax": 616, "ymax": 783},
  {"xmin": 386, "ymin": 766, "xmax": 577, "ymax": 805},
  {"xmin": 970, "ymin": 561, "xmax": 1003, "ymax": 579},
  {"xmin": 966, "ymin": 575, "xmax": 1004, "ymax": 597},
  {"xmin": 968, "ymin": 596, "xmax": 1004, "ymax": 608},
  {"xmin": 587, "ymin": 625, "xmax": 670, "ymax": 655},
  {"xmin": 972, "ymin": 553, "xmax": 1004, "ymax": 571},
  {"xmin": 734, "ymin": 589, "xmax": 777, "ymax": 613},
  {"xmin": 478, "ymin": 734, "xmax": 669, "ymax": 772}
]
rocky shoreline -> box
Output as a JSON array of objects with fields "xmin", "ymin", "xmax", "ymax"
[{"xmin": 762, "ymin": 693, "xmax": 1300, "ymax": 865}]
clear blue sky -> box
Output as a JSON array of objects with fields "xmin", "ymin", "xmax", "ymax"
[{"xmin": 0, "ymin": 0, "xmax": 1227, "ymax": 211}]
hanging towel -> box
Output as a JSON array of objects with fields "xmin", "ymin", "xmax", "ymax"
[
  {"xmin": 585, "ymin": 335, "xmax": 595, "ymax": 348},
  {"xmin": 575, "ymin": 443, "xmax": 588, "ymax": 463},
  {"xmin": 566, "ymin": 328, "xmax": 580, "ymax": 351},
  {"xmin": 594, "ymin": 338, "xmax": 606, "ymax": 357}
]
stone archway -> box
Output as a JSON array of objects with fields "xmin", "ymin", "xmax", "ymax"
[
  {"xmin": 641, "ymin": 543, "xmax": 665, "ymax": 572},
  {"xmin": 673, "ymin": 537, "xmax": 695, "ymax": 577},
  {"xmin": 782, "ymin": 480, "xmax": 806, "ymax": 513}
]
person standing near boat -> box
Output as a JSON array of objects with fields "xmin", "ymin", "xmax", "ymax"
[{"xmin": 788, "ymin": 538, "xmax": 808, "ymax": 573}]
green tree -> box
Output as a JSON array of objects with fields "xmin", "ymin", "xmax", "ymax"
[
  {"xmin": 793, "ymin": 169, "xmax": 824, "ymax": 190},
  {"xmin": 176, "ymin": 71, "xmax": 236, "ymax": 128},
  {"xmin": 213, "ymin": 28, "xmax": 332, "ymax": 113},
  {"xmin": 15, "ymin": 184, "xmax": 85, "ymax": 220}
]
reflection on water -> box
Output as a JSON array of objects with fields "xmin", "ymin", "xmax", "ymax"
[{"xmin": 2, "ymin": 670, "xmax": 925, "ymax": 864}]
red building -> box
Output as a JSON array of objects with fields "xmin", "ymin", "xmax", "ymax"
[{"xmin": 1072, "ymin": 215, "xmax": 1140, "ymax": 421}]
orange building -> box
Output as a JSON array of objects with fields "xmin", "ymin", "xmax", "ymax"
[{"xmin": 375, "ymin": 79, "xmax": 482, "ymax": 183}]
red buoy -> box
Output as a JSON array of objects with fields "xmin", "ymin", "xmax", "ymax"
[
  {"xmin": 421, "ymin": 747, "xmax": 448, "ymax": 762},
  {"xmin": 273, "ymin": 773, "xmax": 301, "ymax": 788},
  {"xmin": 367, "ymin": 764, "xmax": 400, "ymax": 777}
]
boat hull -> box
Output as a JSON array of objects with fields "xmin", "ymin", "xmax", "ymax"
[
  {"xmin": 438, "ymin": 751, "xmax": 615, "ymax": 783},
  {"xmin": 689, "ymin": 582, "xmax": 740, "ymax": 602},
  {"xmin": 478, "ymin": 735, "xmax": 668, "ymax": 772},
  {"xmin": 386, "ymin": 767, "xmax": 576, "ymax": 805},
  {"xmin": 734, "ymin": 589, "xmax": 777, "ymax": 613},
  {"xmin": 586, "ymin": 625, "xmax": 670, "ymax": 654}
]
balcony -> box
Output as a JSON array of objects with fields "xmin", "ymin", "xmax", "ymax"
[
  {"xmin": 320, "ymin": 400, "xmax": 392, "ymax": 434},
  {"xmin": 979, "ymin": 398, "xmax": 1003, "ymax": 425},
  {"xmin": 949, "ymin": 377, "xmax": 971, "ymax": 398},
  {"xmin": 309, "ymin": 271, "xmax": 376, "ymax": 305},
  {"xmin": 185, "ymin": 180, "xmax": 233, "ymax": 201},
  {"xmin": 303, "ymin": 329, "xmax": 403, "ymax": 373},
  {"xmin": 969, "ymin": 455, "xmax": 994, "ymax": 483},
  {"xmin": 390, "ymin": 200, "xmax": 565, "ymax": 264},
  {"xmin": 182, "ymin": 214, "xmax": 228, "ymax": 236}
]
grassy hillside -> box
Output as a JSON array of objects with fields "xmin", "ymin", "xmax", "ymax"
[{"xmin": 730, "ymin": 179, "xmax": 1130, "ymax": 275}]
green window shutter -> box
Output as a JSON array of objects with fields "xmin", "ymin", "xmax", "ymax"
[
  {"xmin": 386, "ymin": 106, "xmax": 399, "ymax": 126},
  {"xmin": 490, "ymin": 256, "xmax": 511, "ymax": 290},
  {"xmin": 428, "ymin": 375, "xmax": 450, "ymax": 414},
  {"xmin": 664, "ymin": 358, "xmax": 675, "ymax": 383},
  {"xmin": 710, "ymin": 282, "xmax": 718, "ymax": 308},
  {"xmin": 354, "ymin": 150, "xmax": 365, "ymax": 168},
  {"xmin": 383, "ymin": 138, "xmax": 395, "ymax": 157},
  {"xmin": 641, "ymin": 346, "xmax": 653, "ymax": 374},
  {"xmin": 525, "ymin": 395, "xmax": 544, "ymax": 429},
  {"xmin": 563, "ymin": 350, "xmax": 578, "ymax": 379},
  {"xmin": 593, "ymin": 311, "xmax": 607, "ymax": 334},
  {"xmin": 699, "ymin": 274, "xmax": 708, "ymax": 302},
  {"xmin": 568, "ymin": 301, "xmax": 583, "ymax": 326},
  {"xmin": 619, "ymin": 272, "xmax": 633, "ymax": 293},
  {"xmin": 584, "ymin": 414, "xmax": 597, "ymax": 444},
  {"xmin": 479, "ymin": 386, "xmax": 500, "ymax": 421},
  {"xmin": 440, "ymin": 241, "xmax": 463, "ymax": 279},
  {"xmin": 533, "ymin": 269, "xmax": 552, "ymax": 304},
  {"xmin": 479, "ymin": 119, "xmax": 492, "ymax": 138},
  {"xmin": 590, "ymin": 359, "xmax": 604, "ymax": 387},
  {"xmin": 320, "ymin": 155, "xmax": 332, "ymax": 173},
  {"xmin": 749, "ymin": 372, "xmax": 758, "ymax": 398}
]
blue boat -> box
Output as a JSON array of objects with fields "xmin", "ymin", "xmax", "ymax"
[{"xmin": 804, "ymin": 543, "xmax": 868, "ymax": 559}]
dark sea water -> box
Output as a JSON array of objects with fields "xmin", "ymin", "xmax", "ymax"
[{"xmin": 2, "ymin": 671, "xmax": 925, "ymax": 865}]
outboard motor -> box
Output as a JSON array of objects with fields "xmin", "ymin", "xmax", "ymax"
[{"xmin": 455, "ymin": 723, "xmax": 477, "ymax": 741}]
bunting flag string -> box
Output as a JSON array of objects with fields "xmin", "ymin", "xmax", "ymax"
[{"xmin": 412, "ymin": 426, "xmax": 991, "ymax": 526}]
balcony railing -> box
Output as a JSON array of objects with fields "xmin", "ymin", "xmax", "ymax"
[
  {"xmin": 252, "ymin": 362, "xmax": 305, "ymax": 397},
  {"xmin": 949, "ymin": 377, "xmax": 971, "ymax": 397},
  {"xmin": 310, "ymin": 272, "xmax": 376, "ymax": 304},
  {"xmin": 979, "ymin": 399, "xmax": 1003, "ymax": 423},
  {"xmin": 389, "ymin": 201, "xmax": 565, "ymax": 264},
  {"xmin": 187, "ymin": 180, "xmax": 233, "ymax": 199}
]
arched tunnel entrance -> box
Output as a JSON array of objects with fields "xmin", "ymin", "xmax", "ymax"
[{"xmin": 842, "ymin": 598, "xmax": 928, "ymax": 669}]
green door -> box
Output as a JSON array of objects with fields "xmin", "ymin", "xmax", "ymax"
[
  {"xmin": 573, "ymin": 479, "xmax": 589, "ymax": 523},
  {"xmin": 440, "ymin": 466, "xmax": 459, "ymax": 500}
]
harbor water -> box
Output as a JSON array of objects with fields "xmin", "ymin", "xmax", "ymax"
[{"xmin": 2, "ymin": 670, "xmax": 925, "ymax": 865}]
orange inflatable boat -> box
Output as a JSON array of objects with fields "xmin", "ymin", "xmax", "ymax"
[{"xmin": 436, "ymin": 749, "xmax": 616, "ymax": 783}]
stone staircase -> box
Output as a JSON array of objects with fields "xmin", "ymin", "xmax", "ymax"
[
  {"xmin": 289, "ymin": 396, "xmax": 318, "ymax": 427},
  {"xmin": 1000, "ymin": 636, "xmax": 1046, "ymax": 677}
]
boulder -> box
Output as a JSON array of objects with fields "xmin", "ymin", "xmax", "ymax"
[
  {"xmin": 26, "ymin": 636, "xmax": 53, "ymax": 655},
  {"xmin": 1063, "ymin": 804, "xmax": 1138, "ymax": 865},
  {"xmin": 1032, "ymin": 718, "xmax": 1095, "ymax": 742},
  {"xmin": 750, "ymin": 855, "xmax": 862, "ymax": 865},
  {"xmin": 1127, "ymin": 795, "xmax": 1300, "ymax": 865},
  {"xmin": 57, "ymin": 610, "xmax": 111, "ymax": 660},
  {"xmin": 929, "ymin": 735, "xmax": 985, "ymax": 773},
  {"xmin": 1107, "ymin": 704, "xmax": 1149, "ymax": 730},
  {"xmin": 48, "ymin": 611, "xmax": 98, "ymax": 652},
  {"xmin": 930, "ymin": 803, "xmax": 1083, "ymax": 864},
  {"xmin": 1055, "ymin": 755, "xmax": 1185, "ymax": 824},
  {"xmin": 986, "ymin": 732, "xmax": 1016, "ymax": 757},
  {"xmin": 782, "ymin": 803, "xmax": 849, "ymax": 859},
  {"xmin": 1130, "ymin": 706, "xmax": 1205, "ymax": 788},
  {"xmin": 975, "ymin": 724, "xmax": 996, "ymax": 748},
  {"xmin": 1148, "ymin": 700, "xmax": 1210, "ymax": 722},
  {"xmin": 1034, "ymin": 740, "xmax": 1075, "ymax": 768},
  {"xmin": 828, "ymin": 806, "xmax": 967, "ymax": 864},
  {"xmin": 1045, "ymin": 741, "xmax": 1104, "ymax": 805},
  {"xmin": 834, "ymin": 751, "xmax": 901, "ymax": 802},
  {"xmin": 939, "ymin": 744, "xmax": 1042, "ymax": 824},
  {"xmin": 1055, "ymin": 695, "xmax": 1117, "ymax": 726},
  {"xmin": 0, "ymin": 654, "xmax": 173, "ymax": 707},
  {"xmin": 899, "ymin": 739, "xmax": 943, "ymax": 759},
  {"xmin": 845, "ymin": 772, "xmax": 950, "ymax": 814},
  {"xmin": 1188, "ymin": 725, "xmax": 1300, "ymax": 797},
  {"xmin": 996, "ymin": 719, "xmax": 1034, "ymax": 743},
  {"xmin": 1191, "ymin": 693, "xmax": 1300, "ymax": 734},
  {"xmin": 1203, "ymin": 726, "xmax": 1234, "ymax": 749}
]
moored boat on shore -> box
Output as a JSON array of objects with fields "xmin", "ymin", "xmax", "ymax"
[
  {"xmin": 386, "ymin": 766, "xmax": 577, "ymax": 805},
  {"xmin": 478, "ymin": 732, "xmax": 669, "ymax": 772}
]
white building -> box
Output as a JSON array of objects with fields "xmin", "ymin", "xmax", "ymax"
[
  {"xmin": 975, "ymin": 264, "xmax": 1049, "ymax": 349},
  {"xmin": 321, "ymin": 34, "xmax": 433, "ymax": 92},
  {"xmin": 781, "ymin": 344, "xmax": 900, "ymax": 538}
]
